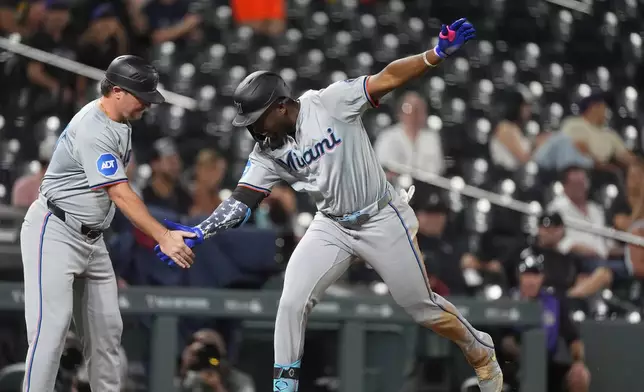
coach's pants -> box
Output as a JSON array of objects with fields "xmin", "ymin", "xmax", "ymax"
[
  {"xmin": 20, "ymin": 200, "xmax": 123, "ymax": 392},
  {"xmin": 274, "ymin": 191, "xmax": 496, "ymax": 373}
]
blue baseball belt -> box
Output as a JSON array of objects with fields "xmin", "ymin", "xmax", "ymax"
[{"xmin": 325, "ymin": 190, "xmax": 392, "ymax": 226}]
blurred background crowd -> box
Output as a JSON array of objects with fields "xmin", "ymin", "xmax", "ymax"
[{"xmin": 0, "ymin": 0, "xmax": 644, "ymax": 391}]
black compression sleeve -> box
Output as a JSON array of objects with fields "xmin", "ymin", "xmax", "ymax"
[{"xmin": 231, "ymin": 185, "xmax": 266, "ymax": 210}]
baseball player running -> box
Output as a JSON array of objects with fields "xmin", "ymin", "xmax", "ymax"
[
  {"xmin": 156, "ymin": 18, "xmax": 503, "ymax": 392},
  {"xmin": 19, "ymin": 55, "xmax": 197, "ymax": 392}
]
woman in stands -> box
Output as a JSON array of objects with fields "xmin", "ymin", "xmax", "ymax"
[{"xmin": 489, "ymin": 89, "xmax": 539, "ymax": 171}]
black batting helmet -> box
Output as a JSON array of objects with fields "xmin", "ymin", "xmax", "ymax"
[
  {"xmin": 232, "ymin": 71, "xmax": 291, "ymax": 128},
  {"xmin": 105, "ymin": 55, "xmax": 165, "ymax": 105}
]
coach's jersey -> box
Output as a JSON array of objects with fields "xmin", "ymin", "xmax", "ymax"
[
  {"xmin": 40, "ymin": 99, "xmax": 132, "ymax": 229},
  {"xmin": 239, "ymin": 76, "xmax": 388, "ymax": 216}
]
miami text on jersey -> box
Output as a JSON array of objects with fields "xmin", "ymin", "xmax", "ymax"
[{"xmin": 277, "ymin": 128, "xmax": 342, "ymax": 171}]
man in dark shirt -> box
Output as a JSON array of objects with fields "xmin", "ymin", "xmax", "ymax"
[
  {"xmin": 143, "ymin": 0, "xmax": 203, "ymax": 45},
  {"xmin": 498, "ymin": 213, "xmax": 582, "ymax": 294},
  {"xmin": 496, "ymin": 212, "xmax": 612, "ymax": 297},
  {"xmin": 76, "ymin": 3, "xmax": 129, "ymax": 105},
  {"xmin": 412, "ymin": 188, "xmax": 468, "ymax": 295},
  {"xmin": 0, "ymin": 0, "xmax": 45, "ymax": 36},
  {"xmin": 142, "ymin": 137, "xmax": 192, "ymax": 215},
  {"xmin": 24, "ymin": 0, "xmax": 77, "ymax": 121},
  {"xmin": 500, "ymin": 255, "xmax": 591, "ymax": 392}
]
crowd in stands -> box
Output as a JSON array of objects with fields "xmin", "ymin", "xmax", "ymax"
[{"xmin": 0, "ymin": 0, "xmax": 643, "ymax": 391}]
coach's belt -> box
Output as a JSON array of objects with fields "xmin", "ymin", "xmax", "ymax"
[
  {"xmin": 46, "ymin": 199, "xmax": 103, "ymax": 240},
  {"xmin": 327, "ymin": 190, "xmax": 392, "ymax": 226}
]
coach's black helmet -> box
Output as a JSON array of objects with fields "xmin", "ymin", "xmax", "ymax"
[
  {"xmin": 105, "ymin": 55, "xmax": 165, "ymax": 105},
  {"xmin": 232, "ymin": 71, "xmax": 291, "ymax": 129}
]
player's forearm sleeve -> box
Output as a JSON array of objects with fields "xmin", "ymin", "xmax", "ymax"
[{"xmin": 195, "ymin": 196, "xmax": 253, "ymax": 239}]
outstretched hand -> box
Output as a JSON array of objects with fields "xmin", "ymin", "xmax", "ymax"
[
  {"xmin": 154, "ymin": 220, "xmax": 204, "ymax": 267},
  {"xmin": 434, "ymin": 18, "xmax": 476, "ymax": 59}
]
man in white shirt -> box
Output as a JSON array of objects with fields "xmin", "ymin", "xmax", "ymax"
[
  {"xmin": 548, "ymin": 167, "xmax": 610, "ymax": 259},
  {"xmin": 547, "ymin": 166, "xmax": 629, "ymax": 297},
  {"xmin": 374, "ymin": 91, "xmax": 444, "ymax": 181}
]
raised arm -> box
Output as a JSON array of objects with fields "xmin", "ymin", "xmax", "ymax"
[{"xmin": 366, "ymin": 18, "xmax": 476, "ymax": 102}]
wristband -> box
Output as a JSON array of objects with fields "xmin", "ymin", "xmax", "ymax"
[{"xmin": 423, "ymin": 51, "xmax": 438, "ymax": 67}]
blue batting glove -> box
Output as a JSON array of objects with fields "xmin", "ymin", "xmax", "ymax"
[
  {"xmin": 434, "ymin": 18, "xmax": 476, "ymax": 59},
  {"xmin": 154, "ymin": 219, "xmax": 204, "ymax": 266}
]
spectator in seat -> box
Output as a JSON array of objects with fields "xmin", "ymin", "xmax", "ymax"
[
  {"xmin": 25, "ymin": 0, "xmax": 77, "ymax": 121},
  {"xmin": 561, "ymin": 93, "xmax": 636, "ymax": 174},
  {"xmin": 500, "ymin": 255, "xmax": 590, "ymax": 392},
  {"xmin": 76, "ymin": 3, "xmax": 129, "ymax": 107},
  {"xmin": 0, "ymin": 0, "xmax": 46, "ymax": 36},
  {"xmin": 412, "ymin": 190, "xmax": 471, "ymax": 295},
  {"xmin": 143, "ymin": 137, "xmax": 192, "ymax": 215},
  {"xmin": 143, "ymin": 0, "xmax": 203, "ymax": 45},
  {"xmin": 230, "ymin": 0, "xmax": 286, "ymax": 37},
  {"xmin": 495, "ymin": 212, "xmax": 611, "ymax": 298},
  {"xmin": 489, "ymin": 90, "xmax": 541, "ymax": 171},
  {"xmin": 190, "ymin": 148, "xmax": 227, "ymax": 218},
  {"xmin": 11, "ymin": 136, "xmax": 55, "ymax": 207},
  {"xmin": 532, "ymin": 130, "xmax": 594, "ymax": 173},
  {"xmin": 374, "ymin": 91, "xmax": 444, "ymax": 182},
  {"xmin": 547, "ymin": 166, "xmax": 629, "ymax": 294}
]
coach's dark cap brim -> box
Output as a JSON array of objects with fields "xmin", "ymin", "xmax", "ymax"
[{"xmin": 133, "ymin": 89, "xmax": 165, "ymax": 105}]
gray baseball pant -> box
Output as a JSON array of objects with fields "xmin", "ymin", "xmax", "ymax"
[{"xmin": 20, "ymin": 199, "xmax": 123, "ymax": 392}]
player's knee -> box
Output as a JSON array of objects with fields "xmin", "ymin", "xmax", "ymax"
[
  {"xmin": 103, "ymin": 308, "xmax": 124, "ymax": 339},
  {"xmin": 111, "ymin": 312, "xmax": 124, "ymax": 338},
  {"xmin": 402, "ymin": 298, "xmax": 443, "ymax": 325},
  {"xmin": 277, "ymin": 295, "xmax": 312, "ymax": 318},
  {"xmin": 50, "ymin": 308, "xmax": 74, "ymax": 335}
]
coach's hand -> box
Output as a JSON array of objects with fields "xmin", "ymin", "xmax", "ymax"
[
  {"xmin": 434, "ymin": 18, "xmax": 476, "ymax": 59},
  {"xmin": 155, "ymin": 220, "xmax": 204, "ymax": 267}
]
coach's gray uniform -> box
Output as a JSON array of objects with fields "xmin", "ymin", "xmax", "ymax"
[
  {"xmin": 20, "ymin": 100, "xmax": 130, "ymax": 392},
  {"xmin": 240, "ymin": 76, "xmax": 494, "ymax": 368}
]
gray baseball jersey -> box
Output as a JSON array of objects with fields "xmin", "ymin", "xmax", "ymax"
[
  {"xmin": 239, "ymin": 76, "xmax": 387, "ymax": 216},
  {"xmin": 20, "ymin": 99, "xmax": 127, "ymax": 392},
  {"xmin": 248, "ymin": 76, "xmax": 501, "ymax": 391},
  {"xmin": 41, "ymin": 99, "xmax": 132, "ymax": 230}
]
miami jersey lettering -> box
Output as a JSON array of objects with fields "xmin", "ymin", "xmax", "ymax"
[{"xmin": 277, "ymin": 128, "xmax": 342, "ymax": 172}]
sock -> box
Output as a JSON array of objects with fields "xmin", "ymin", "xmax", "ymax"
[{"xmin": 273, "ymin": 360, "xmax": 301, "ymax": 392}]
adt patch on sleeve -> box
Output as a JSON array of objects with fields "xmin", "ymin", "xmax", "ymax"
[{"xmin": 96, "ymin": 153, "xmax": 119, "ymax": 176}]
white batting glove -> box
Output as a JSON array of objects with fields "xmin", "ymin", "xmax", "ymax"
[{"xmin": 399, "ymin": 185, "xmax": 416, "ymax": 203}]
